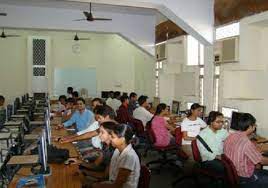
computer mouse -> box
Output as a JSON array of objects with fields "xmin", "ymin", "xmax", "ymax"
[{"xmin": 64, "ymin": 159, "xmax": 76, "ymax": 165}]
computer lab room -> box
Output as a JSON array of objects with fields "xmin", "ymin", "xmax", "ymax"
[{"xmin": 1, "ymin": 0, "xmax": 268, "ymax": 188}]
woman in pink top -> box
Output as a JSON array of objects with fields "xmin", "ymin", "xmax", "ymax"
[{"xmin": 151, "ymin": 103, "xmax": 175, "ymax": 147}]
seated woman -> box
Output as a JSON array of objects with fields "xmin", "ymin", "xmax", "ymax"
[
  {"xmin": 92, "ymin": 122, "xmax": 140, "ymax": 188},
  {"xmin": 181, "ymin": 103, "xmax": 207, "ymax": 160},
  {"xmin": 151, "ymin": 103, "xmax": 175, "ymax": 147}
]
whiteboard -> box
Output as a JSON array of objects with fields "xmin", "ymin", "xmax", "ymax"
[{"xmin": 53, "ymin": 68, "xmax": 96, "ymax": 97}]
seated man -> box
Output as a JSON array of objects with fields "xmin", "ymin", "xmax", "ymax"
[
  {"xmin": 116, "ymin": 95, "xmax": 134, "ymax": 124},
  {"xmin": 91, "ymin": 98, "xmax": 104, "ymax": 110},
  {"xmin": 57, "ymin": 95, "xmax": 67, "ymax": 113},
  {"xmin": 0, "ymin": 95, "xmax": 5, "ymax": 110},
  {"xmin": 128, "ymin": 92, "xmax": 138, "ymax": 115},
  {"xmin": 61, "ymin": 97, "xmax": 75, "ymax": 121},
  {"xmin": 197, "ymin": 111, "xmax": 228, "ymax": 175},
  {"xmin": 133, "ymin": 95, "xmax": 153, "ymax": 127},
  {"xmin": 224, "ymin": 113, "xmax": 268, "ymax": 186},
  {"xmin": 60, "ymin": 105, "xmax": 115, "ymax": 146},
  {"xmin": 109, "ymin": 91, "xmax": 121, "ymax": 113},
  {"xmin": 57, "ymin": 97, "xmax": 94, "ymax": 132},
  {"xmin": 60, "ymin": 105, "xmax": 116, "ymax": 179}
]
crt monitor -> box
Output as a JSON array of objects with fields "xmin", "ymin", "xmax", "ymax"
[
  {"xmin": 171, "ymin": 100, "xmax": 180, "ymax": 114},
  {"xmin": 221, "ymin": 107, "xmax": 239, "ymax": 119},
  {"xmin": 230, "ymin": 111, "xmax": 244, "ymax": 131},
  {"xmin": 101, "ymin": 91, "xmax": 109, "ymax": 99}
]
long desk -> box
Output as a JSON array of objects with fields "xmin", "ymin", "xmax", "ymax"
[{"xmin": 8, "ymin": 118, "xmax": 82, "ymax": 188}]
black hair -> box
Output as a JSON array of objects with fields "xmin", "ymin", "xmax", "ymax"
[
  {"xmin": 207, "ymin": 111, "xmax": 223, "ymax": 125},
  {"xmin": 138, "ymin": 95, "xmax": 148, "ymax": 106},
  {"xmin": 0, "ymin": 95, "xmax": 5, "ymax": 101},
  {"xmin": 120, "ymin": 95, "xmax": 129, "ymax": 103},
  {"xmin": 92, "ymin": 98, "xmax": 104, "ymax": 105},
  {"xmin": 129, "ymin": 92, "xmax": 137, "ymax": 99},
  {"xmin": 67, "ymin": 87, "xmax": 73, "ymax": 93},
  {"xmin": 237, "ymin": 113, "xmax": 256, "ymax": 131},
  {"xmin": 101, "ymin": 122, "xmax": 134, "ymax": 144},
  {"xmin": 58, "ymin": 95, "xmax": 67, "ymax": 101},
  {"xmin": 187, "ymin": 103, "xmax": 202, "ymax": 117},
  {"xmin": 76, "ymin": 97, "xmax": 85, "ymax": 104},
  {"xmin": 94, "ymin": 105, "xmax": 115, "ymax": 120},
  {"xmin": 155, "ymin": 103, "xmax": 167, "ymax": 115},
  {"xmin": 114, "ymin": 91, "xmax": 121, "ymax": 98},
  {"xmin": 72, "ymin": 91, "xmax": 79, "ymax": 98},
  {"xmin": 66, "ymin": 97, "xmax": 75, "ymax": 104}
]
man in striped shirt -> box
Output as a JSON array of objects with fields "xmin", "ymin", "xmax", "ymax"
[{"xmin": 224, "ymin": 113, "xmax": 268, "ymax": 186}]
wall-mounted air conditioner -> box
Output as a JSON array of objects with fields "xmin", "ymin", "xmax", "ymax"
[{"xmin": 214, "ymin": 36, "xmax": 239, "ymax": 63}]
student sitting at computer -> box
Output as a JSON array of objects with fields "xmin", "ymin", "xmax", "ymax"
[
  {"xmin": 224, "ymin": 113, "xmax": 268, "ymax": 187},
  {"xmin": 106, "ymin": 91, "xmax": 114, "ymax": 107},
  {"xmin": 128, "ymin": 92, "xmax": 138, "ymax": 115},
  {"xmin": 61, "ymin": 106, "xmax": 116, "ymax": 180},
  {"xmin": 61, "ymin": 97, "xmax": 75, "ymax": 121},
  {"xmin": 151, "ymin": 103, "xmax": 175, "ymax": 147},
  {"xmin": 59, "ymin": 105, "xmax": 115, "ymax": 146},
  {"xmin": 181, "ymin": 103, "xmax": 207, "ymax": 159},
  {"xmin": 116, "ymin": 95, "xmax": 134, "ymax": 124},
  {"xmin": 197, "ymin": 111, "xmax": 228, "ymax": 175},
  {"xmin": 92, "ymin": 123, "xmax": 140, "ymax": 188},
  {"xmin": 72, "ymin": 91, "xmax": 79, "ymax": 104},
  {"xmin": 92, "ymin": 98, "xmax": 105, "ymax": 110},
  {"xmin": 133, "ymin": 95, "xmax": 153, "ymax": 127},
  {"xmin": 0, "ymin": 95, "xmax": 5, "ymax": 110},
  {"xmin": 57, "ymin": 95, "xmax": 67, "ymax": 113},
  {"xmin": 109, "ymin": 91, "xmax": 121, "ymax": 113},
  {"xmin": 57, "ymin": 97, "xmax": 94, "ymax": 132},
  {"xmin": 67, "ymin": 86, "xmax": 73, "ymax": 98}
]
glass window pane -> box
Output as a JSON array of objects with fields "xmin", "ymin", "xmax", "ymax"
[
  {"xmin": 156, "ymin": 70, "xmax": 159, "ymax": 77},
  {"xmin": 187, "ymin": 102, "xmax": 194, "ymax": 110},
  {"xmin": 199, "ymin": 44, "xmax": 204, "ymax": 65},
  {"xmin": 200, "ymin": 67, "xmax": 204, "ymax": 76},
  {"xmin": 215, "ymin": 65, "xmax": 220, "ymax": 75},
  {"xmin": 159, "ymin": 61, "xmax": 163, "ymax": 69},
  {"xmin": 156, "ymin": 62, "xmax": 159, "ymax": 69},
  {"xmin": 200, "ymin": 77, "xmax": 204, "ymax": 105},
  {"xmin": 187, "ymin": 35, "xmax": 199, "ymax": 65},
  {"xmin": 216, "ymin": 22, "xmax": 240, "ymax": 40},
  {"xmin": 221, "ymin": 107, "xmax": 239, "ymax": 118}
]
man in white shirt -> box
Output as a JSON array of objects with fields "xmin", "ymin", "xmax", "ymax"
[
  {"xmin": 110, "ymin": 91, "xmax": 121, "ymax": 113},
  {"xmin": 105, "ymin": 91, "xmax": 114, "ymax": 107},
  {"xmin": 133, "ymin": 95, "xmax": 153, "ymax": 127}
]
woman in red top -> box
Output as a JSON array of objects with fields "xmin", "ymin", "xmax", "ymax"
[{"xmin": 151, "ymin": 103, "xmax": 175, "ymax": 147}]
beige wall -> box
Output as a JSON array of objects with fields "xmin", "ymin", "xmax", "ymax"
[
  {"xmin": 0, "ymin": 29, "xmax": 155, "ymax": 104},
  {"xmin": 218, "ymin": 13, "xmax": 268, "ymax": 137}
]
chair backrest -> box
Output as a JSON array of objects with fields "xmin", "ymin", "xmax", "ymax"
[
  {"xmin": 145, "ymin": 121, "xmax": 156, "ymax": 145},
  {"xmin": 175, "ymin": 126, "xmax": 183, "ymax": 146},
  {"xmin": 191, "ymin": 140, "xmax": 202, "ymax": 163},
  {"xmin": 221, "ymin": 154, "xmax": 239, "ymax": 186},
  {"xmin": 138, "ymin": 165, "xmax": 151, "ymax": 188}
]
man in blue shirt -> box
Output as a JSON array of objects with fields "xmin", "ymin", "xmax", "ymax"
[{"xmin": 57, "ymin": 97, "xmax": 94, "ymax": 132}]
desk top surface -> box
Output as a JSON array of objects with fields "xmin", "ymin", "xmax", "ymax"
[{"xmin": 8, "ymin": 118, "xmax": 81, "ymax": 188}]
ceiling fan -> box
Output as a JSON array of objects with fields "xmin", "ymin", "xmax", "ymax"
[
  {"xmin": 67, "ymin": 33, "xmax": 90, "ymax": 41},
  {"xmin": 0, "ymin": 13, "xmax": 7, "ymax": 16},
  {"xmin": 74, "ymin": 2, "xmax": 112, "ymax": 22},
  {"xmin": 0, "ymin": 28, "xmax": 20, "ymax": 39}
]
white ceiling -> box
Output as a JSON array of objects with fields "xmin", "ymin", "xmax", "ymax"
[{"xmin": 0, "ymin": 0, "xmax": 166, "ymax": 22}]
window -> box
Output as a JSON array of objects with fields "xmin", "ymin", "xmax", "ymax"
[
  {"xmin": 187, "ymin": 35, "xmax": 199, "ymax": 66},
  {"xmin": 155, "ymin": 61, "xmax": 163, "ymax": 97},
  {"xmin": 199, "ymin": 76, "xmax": 204, "ymax": 105},
  {"xmin": 216, "ymin": 22, "xmax": 240, "ymax": 40},
  {"xmin": 221, "ymin": 107, "xmax": 239, "ymax": 118},
  {"xmin": 213, "ymin": 65, "xmax": 220, "ymax": 110}
]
